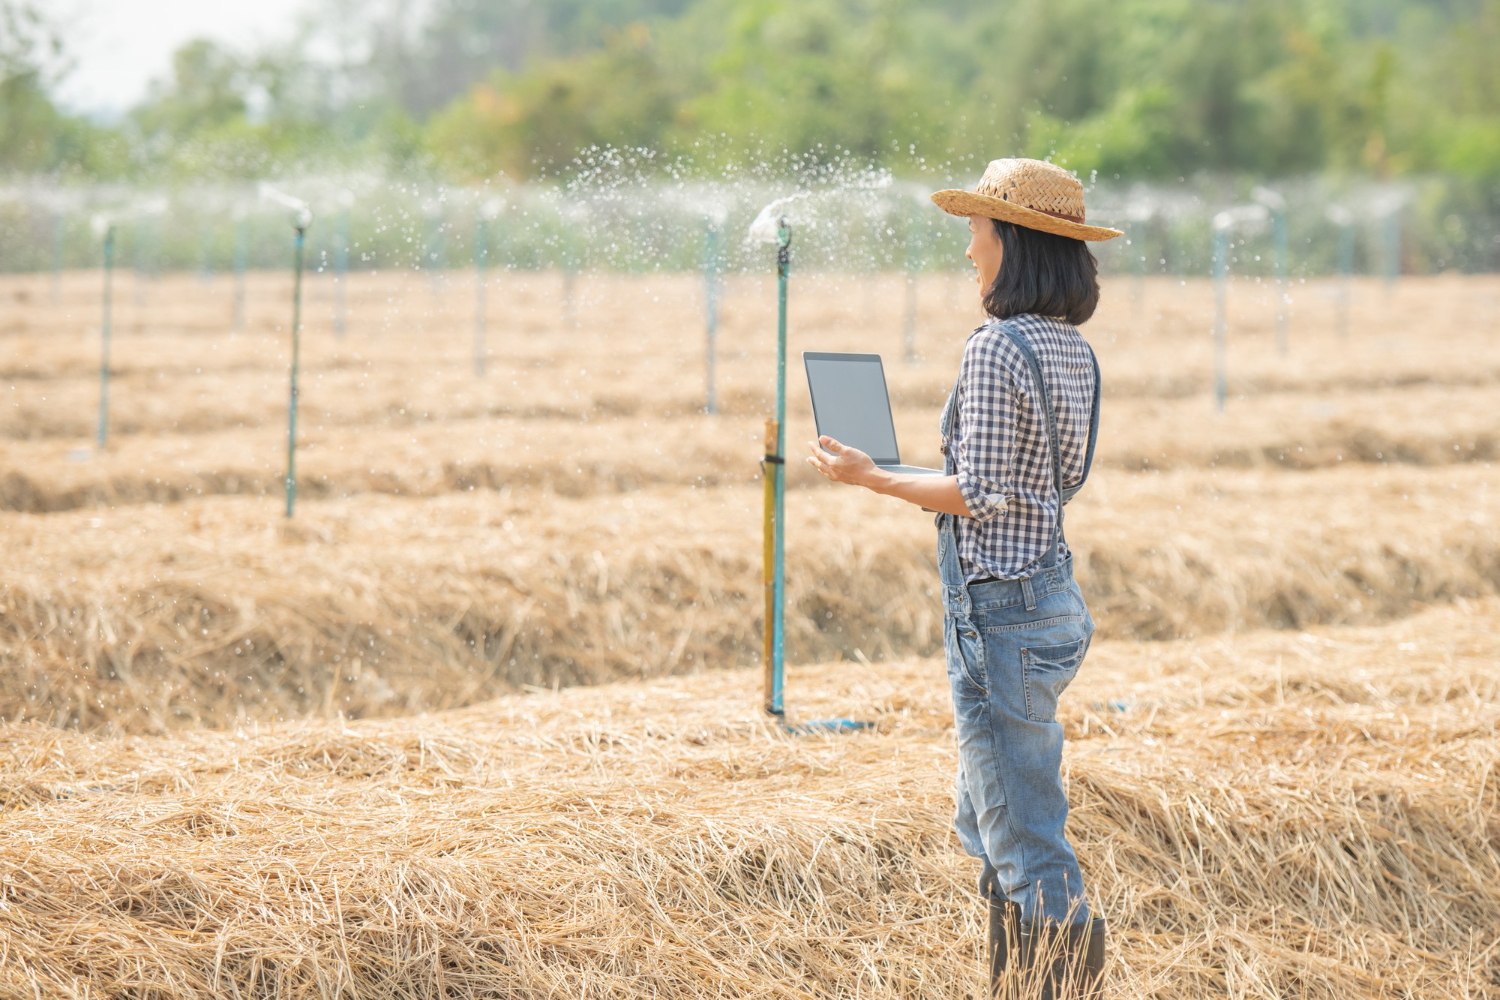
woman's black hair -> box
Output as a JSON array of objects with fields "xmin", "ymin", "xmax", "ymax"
[{"xmin": 983, "ymin": 219, "xmax": 1101, "ymax": 325}]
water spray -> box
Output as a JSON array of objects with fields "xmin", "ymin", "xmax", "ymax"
[
  {"xmin": 1212, "ymin": 204, "xmax": 1270, "ymax": 411},
  {"xmin": 1326, "ymin": 205, "xmax": 1355, "ymax": 340},
  {"xmin": 475, "ymin": 196, "xmax": 504, "ymax": 377},
  {"xmin": 92, "ymin": 215, "xmax": 115, "ymax": 449},
  {"xmin": 260, "ymin": 184, "xmax": 313, "ymax": 517},
  {"xmin": 1252, "ymin": 186, "xmax": 1290, "ymax": 354}
]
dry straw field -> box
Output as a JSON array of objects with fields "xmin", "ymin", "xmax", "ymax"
[{"xmin": 1, "ymin": 263, "xmax": 1497, "ymax": 997}]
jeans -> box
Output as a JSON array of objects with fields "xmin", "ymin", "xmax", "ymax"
[{"xmin": 942, "ymin": 553, "xmax": 1094, "ymax": 925}]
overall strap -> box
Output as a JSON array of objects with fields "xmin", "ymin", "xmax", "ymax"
[
  {"xmin": 1001, "ymin": 326, "xmax": 1100, "ymax": 502},
  {"xmin": 934, "ymin": 370, "xmax": 963, "ymax": 531},
  {"xmin": 999, "ymin": 324, "xmax": 1099, "ymax": 567},
  {"xmin": 1070, "ymin": 342, "xmax": 1101, "ymax": 501}
]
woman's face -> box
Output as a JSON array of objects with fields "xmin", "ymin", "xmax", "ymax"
[{"xmin": 965, "ymin": 215, "xmax": 1003, "ymax": 298}]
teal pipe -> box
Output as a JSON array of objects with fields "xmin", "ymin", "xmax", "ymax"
[
  {"xmin": 704, "ymin": 221, "xmax": 719, "ymax": 414},
  {"xmin": 286, "ymin": 225, "xmax": 306, "ymax": 517},
  {"xmin": 97, "ymin": 226, "xmax": 115, "ymax": 449},
  {"xmin": 1382, "ymin": 209, "xmax": 1400, "ymax": 289},
  {"xmin": 1272, "ymin": 208, "xmax": 1289, "ymax": 354},
  {"xmin": 903, "ymin": 209, "xmax": 920, "ymax": 362},
  {"xmin": 1213, "ymin": 226, "xmax": 1229, "ymax": 411},
  {"xmin": 232, "ymin": 217, "xmax": 249, "ymax": 332},
  {"xmin": 334, "ymin": 207, "xmax": 350, "ymax": 336},
  {"xmin": 770, "ymin": 219, "xmax": 791, "ymax": 716},
  {"xmin": 51, "ymin": 212, "xmax": 64, "ymax": 305},
  {"xmin": 474, "ymin": 213, "xmax": 488, "ymax": 376},
  {"xmin": 1337, "ymin": 220, "xmax": 1355, "ymax": 340}
]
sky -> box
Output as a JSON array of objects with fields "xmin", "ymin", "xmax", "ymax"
[{"xmin": 51, "ymin": 0, "xmax": 313, "ymax": 117}]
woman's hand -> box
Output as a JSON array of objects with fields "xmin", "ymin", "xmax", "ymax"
[{"xmin": 806, "ymin": 435, "xmax": 880, "ymax": 488}]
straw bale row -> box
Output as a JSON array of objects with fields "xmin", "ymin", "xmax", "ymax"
[
  {"xmin": 4, "ymin": 274, "xmax": 1499, "ymax": 442},
  {"xmin": 0, "ymin": 376, "xmax": 1495, "ymax": 514},
  {"xmin": 1, "ymin": 597, "xmax": 1495, "ymax": 998},
  {"xmin": 1, "ymin": 463, "xmax": 1493, "ymax": 733}
]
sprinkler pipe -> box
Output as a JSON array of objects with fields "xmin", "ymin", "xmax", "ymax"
[
  {"xmin": 425, "ymin": 204, "xmax": 445, "ymax": 296},
  {"xmin": 261, "ymin": 184, "xmax": 312, "ymax": 517},
  {"xmin": 475, "ymin": 196, "xmax": 504, "ymax": 377},
  {"xmin": 1253, "ymin": 186, "xmax": 1290, "ymax": 354},
  {"xmin": 1327, "ymin": 205, "xmax": 1355, "ymax": 340},
  {"xmin": 1382, "ymin": 203, "xmax": 1401, "ymax": 290},
  {"xmin": 704, "ymin": 218, "xmax": 720, "ymax": 414},
  {"xmin": 334, "ymin": 191, "xmax": 352, "ymax": 336},
  {"xmin": 130, "ymin": 197, "xmax": 168, "ymax": 308},
  {"xmin": 755, "ymin": 215, "xmax": 867, "ymax": 734},
  {"xmin": 767, "ymin": 218, "xmax": 791, "ymax": 717},
  {"xmin": 197, "ymin": 221, "xmax": 214, "ymax": 284},
  {"xmin": 94, "ymin": 217, "xmax": 115, "ymax": 449},
  {"xmin": 1210, "ymin": 205, "xmax": 1270, "ymax": 412},
  {"xmin": 50, "ymin": 210, "xmax": 64, "ymax": 305},
  {"xmin": 1124, "ymin": 201, "xmax": 1154, "ymax": 318},
  {"xmin": 1212, "ymin": 224, "xmax": 1229, "ymax": 412},
  {"xmin": 903, "ymin": 207, "xmax": 920, "ymax": 363},
  {"xmin": 232, "ymin": 209, "xmax": 250, "ymax": 332}
]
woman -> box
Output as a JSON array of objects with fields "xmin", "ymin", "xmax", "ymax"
[{"xmin": 806, "ymin": 158, "xmax": 1119, "ymax": 998}]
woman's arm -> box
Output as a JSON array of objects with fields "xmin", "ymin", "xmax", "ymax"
[{"xmin": 805, "ymin": 435, "xmax": 974, "ymax": 517}]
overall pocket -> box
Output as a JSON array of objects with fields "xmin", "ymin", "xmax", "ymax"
[
  {"xmin": 1021, "ymin": 636, "xmax": 1089, "ymax": 723},
  {"xmin": 945, "ymin": 614, "xmax": 988, "ymax": 695}
]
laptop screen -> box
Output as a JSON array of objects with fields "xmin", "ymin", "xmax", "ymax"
[{"xmin": 803, "ymin": 352, "xmax": 901, "ymax": 465}]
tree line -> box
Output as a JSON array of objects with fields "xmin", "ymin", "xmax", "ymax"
[{"xmin": 3, "ymin": 0, "xmax": 1498, "ymax": 182}]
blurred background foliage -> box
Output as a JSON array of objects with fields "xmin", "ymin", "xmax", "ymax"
[{"xmin": 3, "ymin": 0, "xmax": 1499, "ymax": 183}]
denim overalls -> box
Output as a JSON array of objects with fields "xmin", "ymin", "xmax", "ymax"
[{"xmin": 937, "ymin": 320, "xmax": 1099, "ymax": 926}]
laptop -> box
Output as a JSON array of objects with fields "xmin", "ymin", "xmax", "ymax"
[{"xmin": 803, "ymin": 351, "xmax": 943, "ymax": 476}]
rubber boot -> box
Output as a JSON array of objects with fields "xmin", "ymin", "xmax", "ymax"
[
  {"xmin": 986, "ymin": 893, "xmax": 1022, "ymax": 989},
  {"xmin": 1017, "ymin": 915, "xmax": 1107, "ymax": 1000},
  {"xmin": 980, "ymin": 864, "xmax": 1105, "ymax": 998}
]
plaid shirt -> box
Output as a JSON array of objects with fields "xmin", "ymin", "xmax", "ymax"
[{"xmin": 941, "ymin": 314, "xmax": 1098, "ymax": 582}]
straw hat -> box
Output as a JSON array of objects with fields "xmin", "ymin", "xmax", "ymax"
[{"xmin": 931, "ymin": 158, "xmax": 1122, "ymax": 241}]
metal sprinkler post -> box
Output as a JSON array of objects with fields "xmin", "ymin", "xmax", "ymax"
[
  {"xmin": 763, "ymin": 218, "xmax": 791, "ymax": 718},
  {"xmin": 758, "ymin": 217, "xmax": 867, "ymax": 735},
  {"xmin": 232, "ymin": 209, "xmax": 250, "ymax": 333},
  {"xmin": 474, "ymin": 196, "xmax": 504, "ymax": 377},
  {"xmin": 51, "ymin": 211, "xmax": 65, "ymax": 305},
  {"xmin": 261, "ymin": 185, "xmax": 313, "ymax": 517},
  {"xmin": 1211, "ymin": 204, "xmax": 1270, "ymax": 411},
  {"xmin": 334, "ymin": 191, "xmax": 353, "ymax": 336},
  {"xmin": 1253, "ymin": 187, "xmax": 1290, "ymax": 354},
  {"xmin": 94, "ymin": 217, "xmax": 115, "ymax": 449},
  {"xmin": 1381, "ymin": 202, "xmax": 1401, "ymax": 291},
  {"xmin": 703, "ymin": 218, "xmax": 721, "ymax": 414},
  {"xmin": 903, "ymin": 207, "xmax": 920, "ymax": 363},
  {"xmin": 1327, "ymin": 205, "xmax": 1355, "ymax": 340},
  {"xmin": 1212, "ymin": 223, "xmax": 1230, "ymax": 412}
]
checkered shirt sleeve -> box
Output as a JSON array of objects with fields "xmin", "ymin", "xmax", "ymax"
[{"xmin": 945, "ymin": 314, "xmax": 1098, "ymax": 581}]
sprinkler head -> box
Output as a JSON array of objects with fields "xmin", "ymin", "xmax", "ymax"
[
  {"xmin": 1251, "ymin": 186, "xmax": 1287, "ymax": 213},
  {"xmin": 258, "ymin": 183, "xmax": 314, "ymax": 230},
  {"xmin": 1213, "ymin": 204, "xmax": 1270, "ymax": 232}
]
